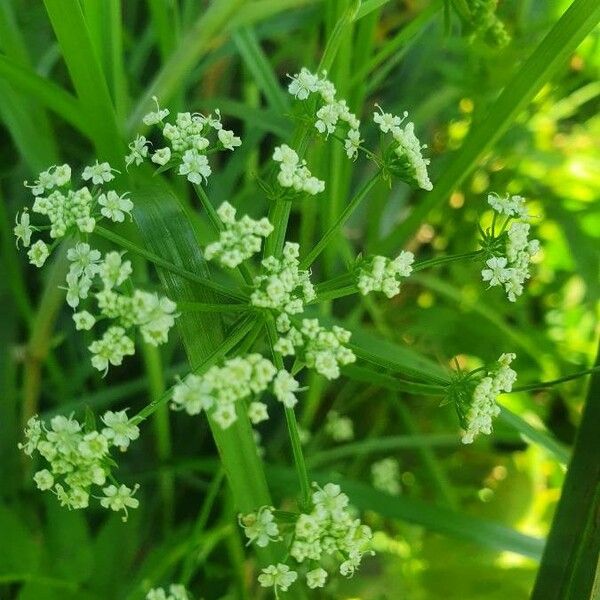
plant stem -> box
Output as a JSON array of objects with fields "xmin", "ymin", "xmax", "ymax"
[
  {"xmin": 265, "ymin": 318, "xmax": 312, "ymax": 509},
  {"xmin": 412, "ymin": 249, "xmax": 484, "ymax": 272},
  {"xmin": 511, "ymin": 367, "xmax": 600, "ymax": 392},
  {"xmin": 94, "ymin": 225, "xmax": 247, "ymax": 302},
  {"xmin": 300, "ymin": 172, "xmax": 380, "ymax": 270}
]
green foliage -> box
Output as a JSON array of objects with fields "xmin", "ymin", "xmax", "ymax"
[{"xmin": 1, "ymin": 0, "xmax": 598, "ymax": 598}]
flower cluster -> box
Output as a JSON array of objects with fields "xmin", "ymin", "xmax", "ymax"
[
  {"xmin": 146, "ymin": 584, "xmax": 190, "ymax": 600},
  {"xmin": 456, "ymin": 353, "xmax": 517, "ymax": 444},
  {"xmin": 16, "ymin": 162, "xmax": 131, "ymax": 268},
  {"xmin": 325, "ymin": 411, "xmax": 354, "ymax": 442},
  {"xmin": 251, "ymin": 242, "xmax": 315, "ymax": 314},
  {"xmin": 241, "ymin": 482, "xmax": 374, "ymax": 594},
  {"xmin": 272, "ymin": 144, "xmax": 325, "ymax": 196},
  {"xmin": 371, "ymin": 457, "xmax": 401, "ymax": 496},
  {"xmin": 170, "ymin": 354, "xmax": 300, "ymax": 429},
  {"xmin": 481, "ymin": 193, "xmax": 540, "ymax": 302},
  {"xmin": 469, "ymin": 0, "xmax": 511, "ymax": 48},
  {"xmin": 19, "ymin": 411, "xmax": 140, "ymax": 520},
  {"xmin": 357, "ymin": 251, "xmax": 415, "ymax": 298},
  {"xmin": 127, "ymin": 98, "xmax": 241, "ymax": 184},
  {"xmin": 64, "ymin": 244, "xmax": 177, "ymax": 372},
  {"xmin": 275, "ymin": 318, "xmax": 356, "ymax": 380},
  {"xmin": 287, "ymin": 68, "xmax": 361, "ymax": 159},
  {"xmin": 203, "ymin": 202, "xmax": 273, "ymax": 268},
  {"xmin": 374, "ymin": 106, "xmax": 433, "ymax": 191}
]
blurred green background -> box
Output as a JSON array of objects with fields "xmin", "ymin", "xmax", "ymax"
[{"xmin": 0, "ymin": 1, "xmax": 598, "ymax": 598}]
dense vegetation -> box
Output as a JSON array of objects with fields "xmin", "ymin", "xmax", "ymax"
[{"xmin": 1, "ymin": 1, "xmax": 598, "ymax": 599}]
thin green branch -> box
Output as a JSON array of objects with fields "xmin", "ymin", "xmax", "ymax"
[
  {"xmin": 94, "ymin": 225, "xmax": 247, "ymax": 302},
  {"xmin": 299, "ymin": 172, "xmax": 380, "ymax": 270},
  {"xmin": 265, "ymin": 318, "xmax": 312, "ymax": 509},
  {"xmin": 511, "ymin": 367, "xmax": 600, "ymax": 393}
]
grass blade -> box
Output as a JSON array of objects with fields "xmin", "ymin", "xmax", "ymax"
[
  {"xmin": 43, "ymin": 0, "xmax": 123, "ymax": 161},
  {"xmin": 131, "ymin": 178, "xmax": 280, "ymax": 564},
  {"xmin": 531, "ymin": 347, "xmax": 600, "ymax": 598}
]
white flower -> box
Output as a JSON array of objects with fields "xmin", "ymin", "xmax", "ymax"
[
  {"xmin": 98, "ymin": 251, "xmax": 133, "ymax": 289},
  {"xmin": 78, "ymin": 431, "xmax": 109, "ymax": 459},
  {"xmin": 100, "ymin": 484, "xmax": 140, "ymax": 521},
  {"xmin": 14, "ymin": 210, "xmax": 33, "ymax": 248},
  {"xmin": 315, "ymin": 102, "xmax": 340, "ymax": 135},
  {"xmin": 373, "ymin": 105, "xmax": 406, "ymax": 133},
  {"xmin": 218, "ymin": 128, "xmax": 242, "ymax": 150},
  {"xmin": 481, "ymin": 256, "xmax": 511, "ymax": 287},
  {"xmin": 391, "ymin": 119, "xmax": 433, "ymax": 191},
  {"xmin": 287, "ymin": 67, "xmax": 320, "ymax": 99},
  {"xmin": 73, "ymin": 310, "xmax": 96, "ymax": 330},
  {"xmin": 143, "ymin": 96, "xmax": 170, "ymax": 125},
  {"xmin": 34, "ymin": 469, "xmax": 54, "ymax": 491},
  {"xmin": 487, "ymin": 192, "xmax": 529, "ymax": 219},
  {"xmin": 125, "ymin": 135, "xmax": 150, "ymax": 167},
  {"xmin": 258, "ymin": 563, "xmax": 298, "ymax": 592},
  {"xmin": 358, "ymin": 251, "xmax": 414, "ymax": 298},
  {"xmin": 306, "ymin": 567, "xmax": 328, "ymax": 589},
  {"xmin": 204, "ymin": 203, "xmax": 273, "ymax": 269},
  {"xmin": 151, "ymin": 147, "xmax": 171, "ymax": 166},
  {"xmin": 248, "ymin": 401, "xmax": 269, "ymax": 424},
  {"xmin": 272, "ymin": 370, "xmax": 300, "ymax": 408},
  {"xmin": 67, "ymin": 242, "xmax": 102, "ymax": 277},
  {"xmin": 178, "ymin": 149, "xmax": 211, "ymax": 184},
  {"xmin": 212, "ymin": 403, "xmax": 237, "ymax": 429},
  {"xmin": 89, "ymin": 326, "xmax": 135, "ymax": 373},
  {"xmin": 345, "ymin": 128, "xmax": 362, "ymax": 159},
  {"xmin": 272, "ymin": 144, "xmax": 325, "ymax": 195},
  {"xmin": 28, "ymin": 239, "xmax": 49, "ymax": 267},
  {"xmin": 171, "ymin": 375, "xmax": 215, "ymax": 415},
  {"xmin": 101, "ymin": 410, "xmax": 140, "ymax": 451},
  {"xmin": 371, "ymin": 457, "xmax": 401, "ymax": 495},
  {"xmin": 82, "ymin": 161, "xmax": 115, "ymax": 185},
  {"xmin": 99, "ymin": 191, "xmax": 134, "ymax": 222},
  {"xmin": 325, "ymin": 411, "xmax": 354, "ymax": 441},
  {"xmin": 65, "ymin": 271, "xmax": 92, "ymax": 308},
  {"xmin": 460, "ymin": 353, "xmax": 517, "ymax": 444},
  {"xmin": 239, "ymin": 506, "xmax": 280, "ymax": 547}
]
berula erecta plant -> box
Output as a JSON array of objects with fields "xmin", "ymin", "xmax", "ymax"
[{"xmin": 13, "ymin": 60, "xmax": 597, "ymax": 599}]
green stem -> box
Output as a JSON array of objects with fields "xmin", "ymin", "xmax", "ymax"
[
  {"xmin": 141, "ymin": 342, "xmax": 174, "ymax": 533},
  {"xmin": 412, "ymin": 249, "xmax": 484, "ymax": 272},
  {"xmin": 94, "ymin": 225, "xmax": 247, "ymax": 302},
  {"xmin": 265, "ymin": 318, "xmax": 312, "ymax": 509},
  {"xmin": 299, "ymin": 172, "xmax": 380, "ymax": 270},
  {"xmin": 511, "ymin": 367, "xmax": 600, "ymax": 393},
  {"xmin": 194, "ymin": 183, "xmax": 225, "ymax": 233}
]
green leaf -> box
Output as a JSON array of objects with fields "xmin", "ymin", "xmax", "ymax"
[
  {"xmin": 43, "ymin": 497, "xmax": 93, "ymax": 583},
  {"xmin": 377, "ymin": 0, "xmax": 600, "ymax": 252},
  {"xmin": 0, "ymin": 505, "xmax": 40, "ymax": 575},
  {"xmin": 497, "ymin": 406, "xmax": 570, "ymax": 466},
  {"xmin": 0, "ymin": 56, "xmax": 89, "ymax": 137},
  {"xmin": 43, "ymin": 0, "xmax": 123, "ymax": 162},
  {"xmin": 233, "ymin": 27, "xmax": 289, "ymax": 114},
  {"xmin": 131, "ymin": 178, "xmax": 281, "ymax": 564},
  {"xmin": 531, "ymin": 346, "xmax": 600, "ymax": 598}
]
